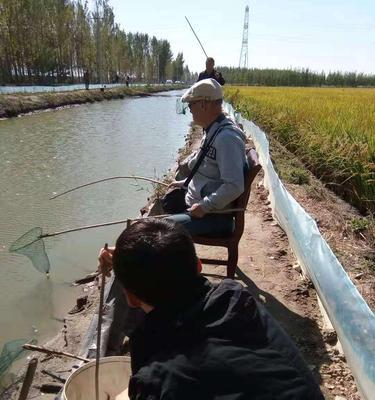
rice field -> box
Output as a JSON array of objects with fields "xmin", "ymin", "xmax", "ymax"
[{"xmin": 225, "ymin": 86, "xmax": 375, "ymax": 214}]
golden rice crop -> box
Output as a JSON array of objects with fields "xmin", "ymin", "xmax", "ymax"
[{"xmin": 225, "ymin": 86, "xmax": 375, "ymax": 214}]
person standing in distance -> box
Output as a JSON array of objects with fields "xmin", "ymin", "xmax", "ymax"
[
  {"xmin": 197, "ymin": 57, "xmax": 225, "ymax": 85},
  {"xmin": 83, "ymin": 69, "xmax": 90, "ymax": 90}
]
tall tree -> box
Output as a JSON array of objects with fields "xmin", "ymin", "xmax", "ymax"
[
  {"xmin": 158, "ymin": 40, "xmax": 172, "ymax": 82},
  {"xmin": 172, "ymin": 52, "xmax": 184, "ymax": 82},
  {"xmin": 0, "ymin": 0, "xmax": 191, "ymax": 85}
]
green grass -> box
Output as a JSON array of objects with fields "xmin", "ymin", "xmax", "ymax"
[{"xmin": 225, "ymin": 86, "xmax": 375, "ymax": 214}]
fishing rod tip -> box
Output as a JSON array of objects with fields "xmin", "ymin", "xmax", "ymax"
[{"xmin": 49, "ymin": 192, "xmax": 59, "ymax": 200}]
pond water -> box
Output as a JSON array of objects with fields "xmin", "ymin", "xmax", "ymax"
[{"xmin": 0, "ymin": 90, "xmax": 191, "ymax": 352}]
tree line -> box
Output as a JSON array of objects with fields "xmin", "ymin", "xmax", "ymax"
[
  {"xmin": 1, "ymin": 0, "xmax": 373, "ymax": 88},
  {"xmin": 220, "ymin": 67, "xmax": 375, "ymax": 87},
  {"xmin": 0, "ymin": 0, "xmax": 192, "ymax": 85}
]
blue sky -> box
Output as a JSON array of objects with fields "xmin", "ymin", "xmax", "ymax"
[{"xmin": 106, "ymin": 0, "xmax": 375, "ymax": 74}]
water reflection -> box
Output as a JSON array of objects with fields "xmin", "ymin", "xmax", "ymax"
[{"xmin": 16, "ymin": 279, "xmax": 54, "ymax": 327}]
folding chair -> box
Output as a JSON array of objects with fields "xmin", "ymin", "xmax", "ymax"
[{"xmin": 192, "ymin": 148, "xmax": 262, "ymax": 279}]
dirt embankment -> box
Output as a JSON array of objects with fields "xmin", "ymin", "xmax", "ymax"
[
  {"xmin": 3, "ymin": 122, "xmax": 374, "ymax": 400},
  {"xmin": 0, "ymin": 84, "xmax": 186, "ymax": 119}
]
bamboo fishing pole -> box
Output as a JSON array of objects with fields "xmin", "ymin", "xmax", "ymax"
[
  {"xmin": 185, "ymin": 16, "xmax": 208, "ymax": 58},
  {"xmin": 50, "ymin": 176, "xmax": 168, "ymax": 200}
]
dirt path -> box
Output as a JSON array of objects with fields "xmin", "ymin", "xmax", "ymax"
[{"xmin": 197, "ymin": 172, "xmax": 357, "ymax": 400}]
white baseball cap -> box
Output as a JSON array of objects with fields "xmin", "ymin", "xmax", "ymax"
[{"xmin": 181, "ymin": 78, "xmax": 223, "ymax": 103}]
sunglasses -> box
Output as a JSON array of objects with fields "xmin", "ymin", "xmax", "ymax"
[
  {"xmin": 188, "ymin": 100, "xmax": 201, "ymax": 110},
  {"xmin": 175, "ymin": 99, "xmax": 202, "ymax": 115}
]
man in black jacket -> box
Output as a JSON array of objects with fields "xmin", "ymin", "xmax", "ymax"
[
  {"xmin": 99, "ymin": 219, "xmax": 324, "ymax": 400},
  {"xmin": 197, "ymin": 57, "xmax": 225, "ymax": 85}
]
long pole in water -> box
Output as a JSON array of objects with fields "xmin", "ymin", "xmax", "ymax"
[{"xmin": 185, "ymin": 16, "xmax": 208, "ymax": 58}]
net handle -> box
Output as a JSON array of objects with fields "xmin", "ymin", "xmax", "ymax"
[
  {"xmin": 41, "ymin": 216, "xmax": 166, "ymax": 238},
  {"xmin": 41, "ymin": 209, "xmax": 245, "ymax": 239}
]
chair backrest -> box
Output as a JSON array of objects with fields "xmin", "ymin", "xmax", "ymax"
[{"xmin": 232, "ymin": 148, "xmax": 262, "ymax": 240}]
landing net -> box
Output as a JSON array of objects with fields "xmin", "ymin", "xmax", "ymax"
[
  {"xmin": 176, "ymin": 98, "xmax": 189, "ymax": 115},
  {"xmin": 9, "ymin": 227, "xmax": 50, "ymax": 274},
  {"xmin": 0, "ymin": 338, "xmax": 37, "ymax": 378}
]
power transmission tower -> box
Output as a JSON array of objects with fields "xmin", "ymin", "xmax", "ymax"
[{"xmin": 239, "ymin": 5, "xmax": 249, "ymax": 68}]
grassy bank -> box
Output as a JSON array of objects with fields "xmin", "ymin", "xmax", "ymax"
[
  {"xmin": 0, "ymin": 84, "xmax": 186, "ymax": 119},
  {"xmin": 225, "ymin": 86, "xmax": 375, "ymax": 214}
]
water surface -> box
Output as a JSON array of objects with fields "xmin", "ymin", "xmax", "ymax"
[{"xmin": 0, "ymin": 90, "xmax": 190, "ymax": 350}]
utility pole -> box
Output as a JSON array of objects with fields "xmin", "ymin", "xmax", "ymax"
[{"xmin": 239, "ymin": 5, "xmax": 249, "ymax": 69}]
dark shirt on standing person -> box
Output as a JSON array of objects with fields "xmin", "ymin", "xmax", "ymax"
[{"xmin": 197, "ymin": 69, "xmax": 225, "ymax": 85}]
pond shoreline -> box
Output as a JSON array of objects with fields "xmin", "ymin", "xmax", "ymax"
[{"xmin": 0, "ymin": 84, "xmax": 187, "ymax": 119}]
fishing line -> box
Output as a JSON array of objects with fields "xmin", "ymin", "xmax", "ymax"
[{"xmin": 50, "ymin": 176, "xmax": 168, "ymax": 200}]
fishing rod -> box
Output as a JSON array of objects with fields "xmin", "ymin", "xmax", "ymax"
[
  {"xmin": 185, "ymin": 16, "xmax": 208, "ymax": 58},
  {"xmin": 50, "ymin": 176, "xmax": 168, "ymax": 200}
]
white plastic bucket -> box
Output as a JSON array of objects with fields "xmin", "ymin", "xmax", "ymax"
[{"xmin": 62, "ymin": 356, "xmax": 131, "ymax": 400}]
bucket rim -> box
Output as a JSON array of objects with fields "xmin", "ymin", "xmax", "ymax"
[{"xmin": 62, "ymin": 355, "xmax": 131, "ymax": 397}]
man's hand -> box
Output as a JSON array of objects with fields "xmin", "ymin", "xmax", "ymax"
[
  {"xmin": 188, "ymin": 203, "xmax": 206, "ymax": 218},
  {"xmin": 98, "ymin": 246, "xmax": 115, "ymax": 277}
]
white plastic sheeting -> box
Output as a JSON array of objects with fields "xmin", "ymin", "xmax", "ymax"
[{"xmin": 224, "ymin": 103, "xmax": 375, "ymax": 400}]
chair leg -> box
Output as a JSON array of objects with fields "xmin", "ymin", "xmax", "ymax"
[{"xmin": 227, "ymin": 245, "xmax": 238, "ymax": 279}]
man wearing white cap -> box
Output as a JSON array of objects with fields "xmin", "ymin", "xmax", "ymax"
[{"xmin": 166, "ymin": 78, "xmax": 247, "ymax": 237}]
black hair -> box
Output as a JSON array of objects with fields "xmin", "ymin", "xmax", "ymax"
[{"xmin": 113, "ymin": 218, "xmax": 198, "ymax": 307}]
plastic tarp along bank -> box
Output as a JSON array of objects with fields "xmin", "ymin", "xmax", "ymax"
[{"xmin": 224, "ymin": 103, "xmax": 375, "ymax": 400}]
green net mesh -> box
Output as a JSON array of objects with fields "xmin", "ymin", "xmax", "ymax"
[
  {"xmin": 9, "ymin": 228, "xmax": 50, "ymax": 274},
  {"xmin": 0, "ymin": 338, "xmax": 37, "ymax": 378}
]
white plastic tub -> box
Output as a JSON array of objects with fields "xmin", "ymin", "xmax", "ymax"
[{"xmin": 62, "ymin": 356, "xmax": 131, "ymax": 400}]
